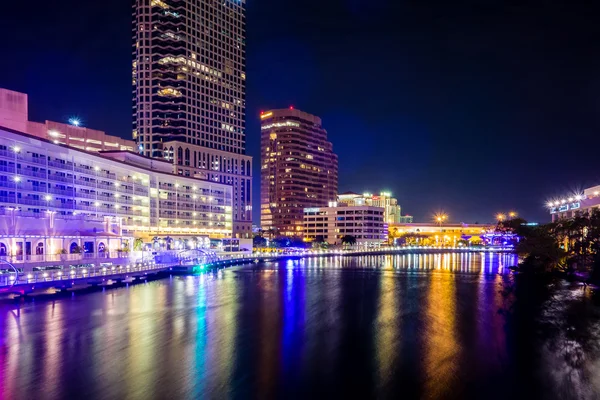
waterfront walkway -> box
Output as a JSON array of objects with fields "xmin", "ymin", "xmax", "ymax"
[{"xmin": 0, "ymin": 246, "xmax": 513, "ymax": 296}]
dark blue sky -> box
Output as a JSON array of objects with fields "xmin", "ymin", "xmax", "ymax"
[{"xmin": 1, "ymin": 0, "xmax": 599, "ymax": 224}]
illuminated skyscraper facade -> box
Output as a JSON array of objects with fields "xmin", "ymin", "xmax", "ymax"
[
  {"xmin": 132, "ymin": 0, "xmax": 252, "ymax": 237},
  {"xmin": 260, "ymin": 109, "xmax": 338, "ymax": 236}
]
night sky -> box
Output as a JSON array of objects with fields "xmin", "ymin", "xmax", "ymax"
[{"xmin": 1, "ymin": 0, "xmax": 599, "ymax": 224}]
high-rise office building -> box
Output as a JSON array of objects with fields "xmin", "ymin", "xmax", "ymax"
[
  {"xmin": 132, "ymin": 0, "xmax": 252, "ymax": 237},
  {"xmin": 260, "ymin": 108, "xmax": 338, "ymax": 236}
]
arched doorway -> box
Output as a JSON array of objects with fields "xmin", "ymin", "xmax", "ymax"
[
  {"xmin": 36, "ymin": 242, "xmax": 44, "ymax": 255},
  {"xmin": 98, "ymin": 242, "xmax": 106, "ymax": 253},
  {"xmin": 0, "ymin": 243, "xmax": 7, "ymax": 257},
  {"xmin": 70, "ymin": 242, "xmax": 79, "ymax": 254}
]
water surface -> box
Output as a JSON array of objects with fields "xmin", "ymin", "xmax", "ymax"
[{"xmin": 2, "ymin": 253, "xmax": 599, "ymax": 399}]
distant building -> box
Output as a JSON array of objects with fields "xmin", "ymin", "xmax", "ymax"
[
  {"xmin": 389, "ymin": 222, "xmax": 492, "ymax": 246},
  {"xmin": 303, "ymin": 204, "xmax": 387, "ymax": 247},
  {"xmin": 548, "ymin": 185, "xmax": 600, "ymax": 222},
  {"xmin": 399, "ymin": 215, "xmax": 414, "ymax": 223},
  {"xmin": 261, "ymin": 109, "xmax": 338, "ymax": 236},
  {"xmin": 338, "ymin": 191, "xmax": 403, "ymax": 224},
  {"xmin": 0, "ymin": 88, "xmax": 135, "ymax": 153}
]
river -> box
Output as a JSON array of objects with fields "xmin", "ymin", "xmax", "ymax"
[{"xmin": 1, "ymin": 252, "xmax": 600, "ymax": 399}]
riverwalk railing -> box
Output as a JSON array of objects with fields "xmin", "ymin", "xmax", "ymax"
[
  {"xmin": 0, "ymin": 245, "xmax": 515, "ymax": 289},
  {"xmin": 0, "ymin": 261, "xmax": 169, "ymax": 288}
]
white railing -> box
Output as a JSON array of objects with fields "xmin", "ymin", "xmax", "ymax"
[
  {"xmin": 0, "ymin": 252, "xmax": 132, "ymax": 264},
  {"xmin": 0, "ymin": 261, "xmax": 168, "ymax": 287}
]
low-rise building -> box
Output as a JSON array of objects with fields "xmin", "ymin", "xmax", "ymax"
[
  {"xmin": 338, "ymin": 191, "xmax": 404, "ymax": 224},
  {"xmin": 303, "ymin": 205, "xmax": 387, "ymax": 247}
]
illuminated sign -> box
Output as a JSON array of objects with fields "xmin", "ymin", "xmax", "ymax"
[
  {"xmin": 260, "ymin": 112, "xmax": 273, "ymax": 119},
  {"xmin": 261, "ymin": 121, "xmax": 300, "ymax": 130},
  {"xmin": 551, "ymin": 202, "xmax": 581, "ymax": 214}
]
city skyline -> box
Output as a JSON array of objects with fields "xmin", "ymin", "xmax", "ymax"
[{"xmin": 2, "ymin": 0, "xmax": 600, "ymax": 223}]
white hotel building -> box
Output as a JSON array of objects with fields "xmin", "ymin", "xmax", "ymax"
[
  {"xmin": 0, "ymin": 125, "xmax": 232, "ymax": 261},
  {"xmin": 548, "ymin": 185, "xmax": 600, "ymax": 222},
  {"xmin": 303, "ymin": 204, "xmax": 387, "ymax": 247}
]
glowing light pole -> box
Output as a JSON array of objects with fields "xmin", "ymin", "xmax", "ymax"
[
  {"xmin": 434, "ymin": 212, "xmax": 448, "ymax": 246},
  {"xmin": 435, "ymin": 213, "xmax": 447, "ymax": 230}
]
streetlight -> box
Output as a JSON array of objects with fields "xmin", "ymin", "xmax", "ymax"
[
  {"xmin": 508, "ymin": 211, "xmax": 517, "ymax": 219},
  {"xmin": 434, "ymin": 212, "xmax": 448, "ymax": 231},
  {"xmin": 496, "ymin": 213, "xmax": 506, "ymax": 223}
]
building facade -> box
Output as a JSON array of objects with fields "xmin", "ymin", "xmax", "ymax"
[
  {"xmin": 164, "ymin": 141, "xmax": 252, "ymax": 237},
  {"xmin": 132, "ymin": 0, "xmax": 251, "ymax": 238},
  {"xmin": 548, "ymin": 185, "xmax": 600, "ymax": 222},
  {"xmin": 0, "ymin": 126, "xmax": 233, "ymax": 241},
  {"xmin": 260, "ymin": 108, "xmax": 338, "ymax": 236},
  {"xmin": 0, "ymin": 88, "xmax": 135, "ymax": 152},
  {"xmin": 303, "ymin": 205, "xmax": 386, "ymax": 246},
  {"xmin": 389, "ymin": 222, "xmax": 492, "ymax": 246},
  {"xmin": 338, "ymin": 191, "xmax": 403, "ymax": 224}
]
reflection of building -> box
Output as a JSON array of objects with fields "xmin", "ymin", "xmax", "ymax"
[
  {"xmin": 390, "ymin": 222, "xmax": 492, "ymax": 246},
  {"xmin": 261, "ymin": 109, "xmax": 338, "ymax": 236},
  {"xmin": 303, "ymin": 205, "xmax": 387, "ymax": 246},
  {"xmin": 548, "ymin": 185, "xmax": 600, "ymax": 222},
  {"xmin": 0, "ymin": 88, "xmax": 135, "ymax": 152},
  {"xmin": 338, "ymin": 191, "xmax": 405, "ymax": 224},
  {"xmin": 0, "ymin": 125, "xmax": 233, "ymax": 244},
  {"xmin": 132, "ymin": 0, "xmax": 252, "ymax": 238}
]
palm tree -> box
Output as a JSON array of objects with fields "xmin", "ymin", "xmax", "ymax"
[
  {"xmin": 341, "ymin": 235, "xmax": 357, "ymax": 248},
  {"xmin": 133, "ymin": 238, "xmax": 144, "ymax": 251}
]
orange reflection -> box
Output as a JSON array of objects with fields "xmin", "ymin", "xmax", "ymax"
[
  {"xmin": 375, "ymin": 268, "xmax": 401, "ymax": 391},
  {"xmin": 423, "ymin": 272, "xmax": 459, "ymax": 398}
]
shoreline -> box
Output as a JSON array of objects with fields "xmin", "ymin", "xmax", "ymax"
[{"xmin": 2, "ymin": 247, "xmax": 515, "ymax": 302}]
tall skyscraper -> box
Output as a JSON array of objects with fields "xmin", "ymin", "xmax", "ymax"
[
  {"xmin": 132, "ymin": 0, "xmax": 252, "ymax": 238},
  {"xmin": 260, "ymin": 108, "xmax": 338, "ymax": 236}
]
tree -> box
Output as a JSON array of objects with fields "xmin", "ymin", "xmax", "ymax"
[
  {"xmin": 253, "ymin": 235, "xmax": 267, "ymax": 248},
  {"xmin": 133, "ymin": 238, "xmax": 144, "ymax": 251},
  {"xmin": 388, "ymin": 227, "xmax": 399, "ymax": 245},
  {"xmin": 289, "ymin": 236, "xmax": 307, "ymax": 248},
  {"xmin": 457, "ymin": 239, "xmax": 470, "ymax": 247},
  {"xmin": 312, "ymin": 235, "xmax": 328, "ymax": 250},
  {"xmin": 341, "ymin": 235, "xmax": 357, "ymax": 247},
  {"xmin": 517, "ymin": 225, "xmax": 567, "ymax": 273}
]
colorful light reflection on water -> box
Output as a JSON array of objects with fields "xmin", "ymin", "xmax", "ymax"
[{"xmin": 1, "ymin": 252, "xmax": 599, "ymax": 399}]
